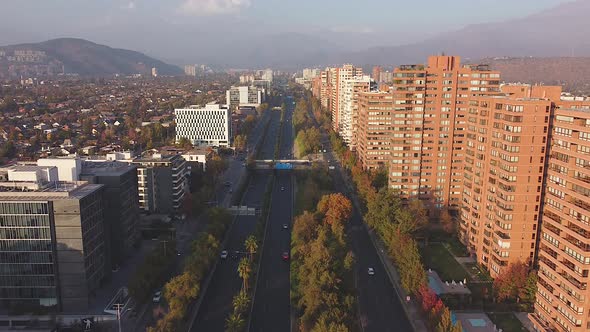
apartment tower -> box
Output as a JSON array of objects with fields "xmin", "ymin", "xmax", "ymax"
[
  {"xmin": 388, "ymin": 56, "xmax": 500, "ymax": 209},
  {"xmin": 460, "ymin": 93, "xmax": 551, "ymax": 277},
  {"xmin": 532, "ymin": 104, "xmax": 590, "ymax": 332},
  {"xmin": 330, "ymin": 65, "xmax": 364, "ymax": 133},
  {"xmin": 356, "ymin": 91, "xmax": 394, "ymax": 170}
]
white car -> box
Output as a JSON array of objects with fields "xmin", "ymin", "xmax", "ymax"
[
  {"xmin": 282, "ymin": 224, "xmax": 288, "ymax": 229},
  {"xmin": 220, "ymin": 250, "xmax": 228, "ymax": 259},
  {"xmin": 368, "ymin": 268, "xmax": 375, "ymax": 276},
  {"xmin": 152, "ymin": 290, "xmax": 162, "ymax": 303},
  {"xmin": 281, "ymin": 187, "xmax": 285, "ymax": 191}
]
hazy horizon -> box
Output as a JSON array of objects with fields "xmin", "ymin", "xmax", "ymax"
[{"xmin": 0, "ymin": 0, "xmax": 573, "ymax": 66}]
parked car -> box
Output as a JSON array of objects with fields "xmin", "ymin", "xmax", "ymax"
[{"xmin": 152, "ymin": 290, "xmax": 162, "ymax": 303}]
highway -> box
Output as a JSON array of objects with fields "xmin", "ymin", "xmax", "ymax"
[
  {"xmin": 189, "ymin": 110, "xmax": 283, "ymax": 331},
  {"xmin": 309, "ymin": 100, "xmax": 413, "ymax": 331},
  {"xmin": 249, "ymin": 97, "xmax": 294, "ymax": 332}
]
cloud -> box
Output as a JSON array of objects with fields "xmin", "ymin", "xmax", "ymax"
[
  {"xmin": 121, "ymin": 1, "xmax": 136, "ymax": 10},
  {"xmin": 179, "ymin": 0, "xmax": 251, "ymax": 15}
]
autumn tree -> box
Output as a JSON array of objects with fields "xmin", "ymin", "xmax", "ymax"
[
  {"xmin": 439, "ymin": 207, "xmax": 455, "ymax": 234},
  {"xmin": 435, "ymin": 306, "xmax": 462, "ymax": 332},
  {"xmin": 493, "ymin": 261, "xmax": 530, "ymax": 302}
]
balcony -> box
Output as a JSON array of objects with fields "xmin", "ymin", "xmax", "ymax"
[
  {"xmin": 544, "ymin": 211, "xmax": 562, "ymax": 224},
  {"xmin": 559, "ymin": 271, "xmax": 587, "ymax": 291},
  {"xmin": 569, "ymin": 197, "xmax": 590, "ymax": 210}
]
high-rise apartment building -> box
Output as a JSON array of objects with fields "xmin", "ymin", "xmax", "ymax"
[
  {"xmin": 0, "ymin": 166, "xmax": 106, "ymax": 312},
  {"xmin": 388, "ymin": 56, "xmax": 501, "ymax": 209},
  {"xmin": 531, "ymin": 104, "xmax": 590, "ymax": 332},
  {"xmin": 460, "ymin": 94, "xmax": 551, "ymax": 277},
  {"xmin": 340, "ymin": 75, "xmax": 374, "ymax": 148},
  {"xmin": 184, "ymin": 65, "xmax": 197, "ymax": 76},
  {"xmin": 175, "ymin": 104, "xmax": 232, "ymax": 147},
  {"xmin": 356, "ymin": 91, "xmax": 394, "ymax": 170},
  {"xmin": 331, "ymin": 65, "xmax": 364, "ymax": 132}
]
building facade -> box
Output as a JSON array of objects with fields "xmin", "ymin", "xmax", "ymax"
[
  {"xmin": 225, "ymin": 86, "xmax": 265, "ymax": 110},
  {"xmin": 356, "ymin": 91, "xmax": 394, "ymax": 170},
  {"xmin": 388, "ymin": 56, "xmax": 501, "ymax": 209},
  {"xmin": 459, "ymin": 95, "xmax": 551, "ymax": 277},
  {"xmin": 340, "ymin": 76, "xmax": 374, "ymax": 149},
  {"xmin": 0, "ymin": 168, "xmax": 105, "ymax": 312},
  {"xmin": 80, "ymin": 161, "xmax": 140, "ymax": 269},
  {"xmin": 532, "ymin": 106, "xmax": 590, "ymax": 332},
  {"xmin": 175, "ymin": 104, "xmax": 232, "ymax": 147},
  {"xmin": 331, "ymin": 65, "xmax": 364, "ymax": 133},
  {"xmin": 133, "ymin": 154, "xmax": 189, "ymax": 215}
]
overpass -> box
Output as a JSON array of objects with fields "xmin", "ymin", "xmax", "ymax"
[{"xmin": 251, "ymin": 159, "xmax": 316, "ymax": 170}]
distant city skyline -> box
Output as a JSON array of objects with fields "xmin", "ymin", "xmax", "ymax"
[{"xmin": 0, "ymin": 0, "xmax": 574, "ymax": 65}]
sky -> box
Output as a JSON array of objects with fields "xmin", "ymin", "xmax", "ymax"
[{"xmin": 0, "ymin": 0, "xmax": 574, "ymax": 65}]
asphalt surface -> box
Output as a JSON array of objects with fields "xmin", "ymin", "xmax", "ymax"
[
  {"xmin": 250, "ymin": 97, "xmax": 294, "ymax": 332},
  {"xmin": 309, "ymin": 101, "xmax": 413, "ymax": 331},
  {"xmin": 189, "ymin": 110, "xmax": 283, "ymax": 331}
]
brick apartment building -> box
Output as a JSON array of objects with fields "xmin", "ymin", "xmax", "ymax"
[{"xmin": 387, "ymin": 56, "xmax": 500, "ymax": 209}]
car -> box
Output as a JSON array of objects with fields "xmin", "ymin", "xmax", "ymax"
[
  {"xmin": 229, "ymin": 189, "xmax": 233, "ymax": 193},
  {"xmin": 368, "ymin": 268, "xmax": 375, "ymax": 276},
  {"xmin": 280, "ymin": 187, "xmax": 285, "ymax": 191},
  {"xmin": 282, "ymin": 252, "xmax": 289, "ymax": 261},
  {"xmin": 224, "ymin": 181, "xmax": 231, "ymax": 187},
  {"xmin": 152, "ymin": 290, "xmax": 162, "ymax": 303},
  {"xmin": 176, "ymin": 251, "xmax": 181, "ymax": 256},
  {"xmin": 242, "ymin": 163, "xmax": 246, "ymax": 167},
  {"xmin": 220, "ymin": 250, "xmax": 228, "ymax": 259},
  {"xmin": 282, "ymin": 224, "xmax": 288, "ymax": 229}
]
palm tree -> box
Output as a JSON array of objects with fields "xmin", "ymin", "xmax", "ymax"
[
  {"xmin": 244, "ymin": 236, "xmax": 258, "ymax": 262},
  {"xmin": 232, "ymin": 289, "xmax": 250, "ymax": 315},
  {"xmin": 238, "ymin": 258, "xmax": 251, "ymax": 291},
  {"xmin": 225, "ymin": 312, "xmax": 245, "ymax": 332}
]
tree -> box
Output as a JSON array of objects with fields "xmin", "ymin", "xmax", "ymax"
[
  {"xmin": 520, "ymin": 270, "xmax": 538, "ymax": 306},
  {"xmin": 238, "ymin": 258, "xmax": 251, "ymax": 291},
  {"xmin": 493, "ymin": 261, "xmax": 529, "ymax": 302},
  {"xmin": 244, "ymin": 235, "xmax": 258, "ymax": 262},
  {"xmin": 435, "ymin": 306, "xmax": 462, "ymax": 332},
  {"xmin": 232, "ymin": 290, "xmax": 250, "ymax": 315},
  {"xmin": 225, "ymin": 312, "xmax": 245, "ymax": 332},
  {"xmin": 233, "ymin": 134, "xmax": 246, "ymax": 151},
  {"xmin": 176, "ymin": 137, "xmax": 192, "ymax": 149},
  {"xmin": 316, "ymin": 194, "xmax": 352, "ymax": 243},
  {"xmin": 164, "ymin": 272, "xmax": 199, "ymax": 317},
  {"xmin": 440, "ymin": 208, "xmax": 454, "ymax": 234}
]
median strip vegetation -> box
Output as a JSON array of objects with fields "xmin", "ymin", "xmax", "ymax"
[
  {"xmin": 293, "ymin": 98, "xmax": 321, "ymax": 158},
  {"xmin": 148, "ymin": 207, "xmax": 232, "ymax": 332},
  {"xmin": 291, "ymin": 193, "xmax": 357, "ymax": 331}
]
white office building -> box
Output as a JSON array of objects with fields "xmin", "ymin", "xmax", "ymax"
[
  {"xmin": 226, "ymin": 86, "xmax": 265, "ymax": 109},
  {"xmin": 175, "ymin": 104, "xmax": 232, "ymax": 147}
]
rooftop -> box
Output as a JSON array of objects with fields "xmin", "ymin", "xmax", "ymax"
[
  {"xmin": 81, "ymin": 161, "xmax": 136, "ymax": 176},
  {"xmin": 0, "ymin": 181, "xmax": 103, "ymax": 200}
]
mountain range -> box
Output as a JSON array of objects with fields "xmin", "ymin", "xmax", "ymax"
[
  {"xmin": 0, "ymin": 38, "xmax": 182, "ymax": 77},
  {"xmin": 341, "ymin": 0, "xmax": 590, "ymax": 67}
]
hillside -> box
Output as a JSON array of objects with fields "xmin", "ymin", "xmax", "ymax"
[
  {"xmin": 0, "ymin": 38, "xmax": 182, "ymax": 77},
  {"xmin": 478, "ymin": 57, "xmax": 590, "ymax": 95}
]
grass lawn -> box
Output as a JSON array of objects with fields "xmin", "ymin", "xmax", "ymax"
[
  {"xmin": 464, "ymin": 262, "xmax": 493, "ymax": 282},
  {"xmin": 420, "ymin": 243, "xmax": 469, "ymax": 281},
  {"xmin": 444, "ymin": 237, "xmax": 469, "ymax": 257},
  {"xmin": 487, "ymin": 312, "xmax": 527, "ymax": 332}
]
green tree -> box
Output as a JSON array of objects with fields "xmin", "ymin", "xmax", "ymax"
[
  {"xmin": 245, "ymin": 235, "xmax": 258, "ymax": 262},
  {"xmin": 225, "ymin": 312, "xmax": 245, "ymax": 332},
  {"xmin": 435, "ymin": 306, "xmax": 462, "ymax": 332},
  {"xmin": 238, "ymin": 258, "xmax": 251, "ymax": 291},
  {"xmin": 232, "ymin": 290, "xmax": 250, "ymax": 315}
]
